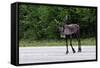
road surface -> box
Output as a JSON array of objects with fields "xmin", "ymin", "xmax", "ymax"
[{"xmin": 19, "ymin": 46, "xmax": 96, "ymax": 64}]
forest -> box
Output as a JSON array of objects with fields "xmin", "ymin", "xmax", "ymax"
[{"xmin": 19, "ymin": 4, "xmax": 97, "ymax": 47}]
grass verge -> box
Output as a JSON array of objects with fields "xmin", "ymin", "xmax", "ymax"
[{"xmin": 19, "ymin": 38, "xmax": 96, "ymax": 47}]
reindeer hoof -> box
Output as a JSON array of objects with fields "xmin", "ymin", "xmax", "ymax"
[
  {"xmin": 73, "ymin": 51, "xmax": 76, "ymax": 53},
  {"xmin": 66, "ymin": 51, "xmax": 69, "ymax": 54},
  {"xmin": 78, "ymin": 50, "xmax": 81, "ymax": 52},
  {"xmin": 78, "ymin": 48, "xmax": 82, "ymax": 52}
]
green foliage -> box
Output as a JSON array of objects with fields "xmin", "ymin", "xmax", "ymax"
[{"xmin": 19, "ymin": 4, "xmax": 97, "ymax": 40}]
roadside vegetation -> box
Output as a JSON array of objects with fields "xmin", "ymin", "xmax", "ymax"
[{"xmin": 19, "ymin": 38, "xmax": 96, "ymax": 47}]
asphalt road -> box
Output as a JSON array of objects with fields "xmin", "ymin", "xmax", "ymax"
[{"xmin": 19, "ymin": 46, "xmax": 96, "ymax": 64}]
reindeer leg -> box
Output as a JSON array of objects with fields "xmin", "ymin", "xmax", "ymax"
[
  {"xmin": 65, "ymin": 35, "xmax": 69, "ymax": 54},
  {"xmin": 78, "ymin": 37, "xmax": 81, "ymax": 52},
  {"xmin": 77, "ymin": 32, "xmax": 82, "ymax": 52},
  {"xmin": 70, "ymin": 35, "xmax": 76, "ymax": 53}
]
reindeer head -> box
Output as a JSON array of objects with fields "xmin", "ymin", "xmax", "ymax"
[{"xmin": 58, "ymin": 26, "xmax": 66, "ymax": 38}]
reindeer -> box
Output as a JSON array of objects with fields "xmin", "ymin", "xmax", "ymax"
[{"xmin": 55, "ymin": 15, "xmax": 82, "ymax": 54}]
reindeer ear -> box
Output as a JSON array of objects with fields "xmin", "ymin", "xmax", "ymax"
[
  {"xmin": 54, "ymin": 19, "xmax": 59, "ymax": 24},
  {"xmin": 65, "ymin": 15, "xmax": 68, "ymax": 20}
]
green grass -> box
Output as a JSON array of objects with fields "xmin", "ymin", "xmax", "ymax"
[{"xmin": 19, "ymin": 38, "xmax": 96, "ymax": 47}]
